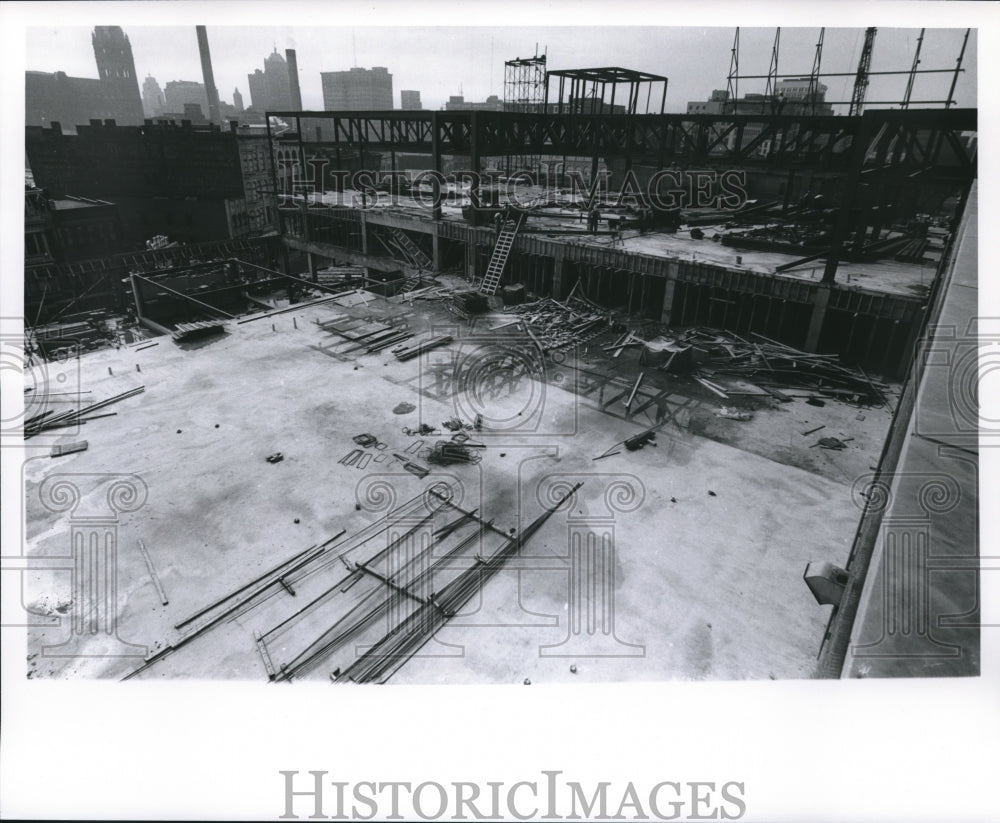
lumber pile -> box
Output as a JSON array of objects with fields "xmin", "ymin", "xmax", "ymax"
[
  {"xmin": 24, "ymin": 386, "xmax": 146, "ymax": 439},
  {"xmin": 393, "ymin": 335, "xmax": 454, "ymax": 362},
  {"xmin": 172, "ymin": 320, "xmax": 225, "ymax": 342},
  {"xmin": 503, "ymin": 295, "xmax": 609, "ymax": 351},
  {"xmin": 677, "ymin": 328, "xmax": 888, "ymax": 404}
]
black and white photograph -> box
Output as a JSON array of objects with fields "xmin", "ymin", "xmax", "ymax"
[{"xmin": 1, "ymin": 1, "xmax": 996, "ymax": 820}]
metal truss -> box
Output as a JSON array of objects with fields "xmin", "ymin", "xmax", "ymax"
[{"xmin": 270, "ymin": 108, "xmax": 976, "ymax": 181}]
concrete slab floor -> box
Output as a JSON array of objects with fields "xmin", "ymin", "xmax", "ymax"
[{"xmin": 21, "ymin": 287, "xmax": 892, "ymax": 683}]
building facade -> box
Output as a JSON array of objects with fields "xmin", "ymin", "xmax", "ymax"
[
  {"xmin": 26, "ymin": 26, "xmax": 144, "ymax": 129},
  {"xmin": 400, "ymin": 89, "xmax": 422, "ymax": 110},
  {"xmin": 164, "ymin": 81, "xmax": 209, "ymax": 118},
  {"xmin": 444, "ymin": 94, "xmax": 504, "ymax": 112},
  {"xmin": 687, "ymin": 81, "xmax": 833, "ymax": 116},
  {"xmin": 25, "ymin": 121, "xmax": 274, "ymax": 246},
  {"xmin": 321, "ymin": 67, "xmax": 393, "ymax": 110},
  {"xmin": 25, "ymin": 187, "xmax": 125, "ymax": 264}
]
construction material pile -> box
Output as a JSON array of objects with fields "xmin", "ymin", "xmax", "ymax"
[
  {"xmin": 504, "ymin": 296, "xmax": 611, "ymax": 351},
  {"xmin": 681, "ymin": 329, "xmax": 889, "ymax": 405},
  {"xmin": 172, "ymin": 321, "xmax": 226, "ymax": 342},
  {"xmin": 393, "ymin": 335, "xmax": 454, "ymax": 362}
]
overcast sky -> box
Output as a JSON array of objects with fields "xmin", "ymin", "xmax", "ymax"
[{"xmin": 25, "ymin": 25, "xmax": 976, "ymax": 114}]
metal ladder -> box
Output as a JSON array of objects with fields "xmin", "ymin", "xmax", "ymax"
[
  {"xmin": 479, "ymin": 214, "xmax": 523, "ymax": 296},
  {"xmin": 387, "ymin": 227, "xmax": 433, "ymax": 269}
]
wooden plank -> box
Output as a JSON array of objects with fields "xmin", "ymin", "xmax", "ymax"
[{"xmin": 50, "ymin": 440, "xmax": 88, "ymax": 458}]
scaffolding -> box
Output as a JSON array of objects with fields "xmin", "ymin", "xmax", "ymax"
[{"xmin": 504, "ymin": 54, "xmax": 547, "ymax": 180}]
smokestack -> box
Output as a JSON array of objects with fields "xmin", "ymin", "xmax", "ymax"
[
  {"xmin": 285, "ymin": 48, "xmax": 303, "ymax": 111},
  {"xmin": 196, "ymin": 26, "xmax": 222, "ymax": 124}
]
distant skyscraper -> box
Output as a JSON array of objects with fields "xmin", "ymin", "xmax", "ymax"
[
  {"xmin": 164, "ymin": 80, "xmax": 208, "ymax": 116},
  {"xmin": 400, "ymin": 89, "xmax": 421, "ymax": 110},
  {"xmin": 285, "ymin": 49, "xmax": 303, "ymax": 111},
  {"xmin": 142, "ymin": 75, "xmax": 165, "ymax": 117},
  {"xmin": 233, "ymin": 88, "xmax": 244, "ymax": 113},
  {"xmin": 247, "ymin": 47, "xmax": 292, "ymax": 112},
  {"xmin": 321, "ymin": 67, "xmax": 393, "ymax": 110}
]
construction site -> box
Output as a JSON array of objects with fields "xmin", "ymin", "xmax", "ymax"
[{"xmin": 17, "ymin": 27, "xmax": 980, "ymax": 685}]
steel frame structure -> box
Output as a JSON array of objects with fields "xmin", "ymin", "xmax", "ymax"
[
  {"xmin": 724, "ymin": 26, "xmax": 971, "ymax": 113},
  {"xmin": 268, "ymin": 108, "xmax": 976, "ymax": 181},
  {"xmin": 543, "ymin": 66, "xmax": 668, "ymax": 116}
]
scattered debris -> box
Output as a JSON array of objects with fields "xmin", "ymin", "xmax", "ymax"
[
  {"xmin": 138, "ymin": 539, "xmax": 169, "ymax": 606},
  {"xmin": 801, "ymin": 425, "xmax": 826, "ymax": 436},
  {"xmin": 352, "ymin": 433, "xmax": 378, "ymax": 447},
  {"xmin": 502, "ymin": 295, "xmax": 611, "ymax": 351},
  {"xmin": 570, "ymin": 665, "xmax": 578, "ymax": 674},
  {"xmin": 24, "ymin": 386, "xmax": 145, "ymax": 439},
  {"xmin": 817, "ymin": 437, "xmax": 852, "ymax": 450},
  {"xmin": 50, "ymin": 440, "xmax": 88, "ymax": 458},
  {"xmin": 426, "ymin": 440, "xmax": 483, "ymax": 465},
  {"xmin": 715, "ymin": 407, "xmax": 753, "ymax": 421},
  {"xmin": 393, "ymin": 402, "xmax": 416, "ymax": 414},
  {"xmin": 266, "ymin": 452, "xmax": 284, "ymax": 463},
  {"xmin": 340, "ymin": 449, "xmax": 363, "ymax": 466},
  {"xmin": 402, "ymin": 423, "xmax": 437, "ymax": 436},
  {"xmin": 708, "ymin": 490, "xmax": 717, "ymax": 496},
  {"xmin": 624, "ymin": 430, "xmax": 656, "ymax": 451},
  {"xmin": 442, "ymin": 417, "xmax": 474, "ymax": 432}
]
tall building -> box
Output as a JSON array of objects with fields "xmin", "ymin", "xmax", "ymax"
[
  {"xmin": 92, "ymin": 26, "xmax": 143, "ymax": 122},
  {"xmin": 141, "ymin": 75, "xmax": 165, "ymax": 118},
  {"xmin": 26, "ymin": 26, "xmax": 144, "ymax": 129},
  {"xmin": 285, "ymin": 49, "xmax": 303, "ymax": 111},
  {"xmin": 400, "ymin": 89, "xmax": 422, "ymax": 110},
  {"xmin": 321, "ymin": 67, "xmax": 393, "ymax": 110},
  {"xmin": 247, "ymin": 48, "xmax": 292, "ymax": 112},
  {"xmin": 233, "ymin": 88, "xmax": 245, "ymax": 114},
  {"xmin": 164, "ymin": 81, "xmax": 209, "ymax": 117}
]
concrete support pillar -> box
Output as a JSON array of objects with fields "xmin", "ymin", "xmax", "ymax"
[
  {"xmin": 465, "ymin": 237, "xmax": 477, "ymax": 281},
  {"xmin": 431, "ymin": 223, "xmax": 440, "ymax": 271},
  {"xmin": 552, "ymin": 246, "xmax": 566, "ymax": 299},
  {"xmin": 660, "ymin": 268, "xmax": 678, "ymax": 325},
  {"xmin": 805, "ymin": 284, "xmax": 832, "ymax": 352},
  {"xmin": 306, "ymin": 252, "xmax": 316, "ymax": 278},
  {"xmin": 359, "ymin": 211, "xmax": 368, "ymax": 255}
]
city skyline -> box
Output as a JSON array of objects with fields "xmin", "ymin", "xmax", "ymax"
[{"xmin": 25, "ymin": 25, "xmax": 977, "ymax": 115}]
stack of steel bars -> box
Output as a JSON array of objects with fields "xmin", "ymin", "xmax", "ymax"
[
  {"xmin": 24, "ymin": 386, "xmax": 146, "ymax": 439},
  {"xmin": 335, "ymin": 481, "xmax": 582, "ymax": 684}
]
